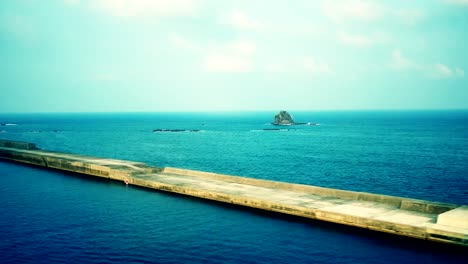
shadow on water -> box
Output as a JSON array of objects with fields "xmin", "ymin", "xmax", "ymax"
[
  {"xmin": 2, "ymin": 160, "xmax": 467, "ymax": 258},
  {"xmin": 136, "ymin": 188, "xmax": 468, "ymax": 256}
]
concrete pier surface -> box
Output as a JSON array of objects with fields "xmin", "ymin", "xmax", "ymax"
[{"xmin": 0, "ymin": 139, "xmax": 467, "ymax": 246}]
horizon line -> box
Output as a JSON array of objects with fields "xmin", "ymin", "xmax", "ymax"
[{"xmin": 1, "ymin": 108, "xmax": 468, "ymax": 115}]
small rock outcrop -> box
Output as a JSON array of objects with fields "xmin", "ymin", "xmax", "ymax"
[
  {"xmin": 273, "ymin": 111, "xmax": 294, "ymax": 125},
  {"xmin": 152, "ymin": 129, "xmax": 200, "ymax": 132}
]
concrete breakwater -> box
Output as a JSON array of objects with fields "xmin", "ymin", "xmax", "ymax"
[{"xmin": 0, "ymin": 139, "xmax": 467, "ymax": 246}]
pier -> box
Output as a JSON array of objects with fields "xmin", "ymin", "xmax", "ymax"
[{"xmin": 0, "ymin": 139, "xmax": 466, "ymax": 246}]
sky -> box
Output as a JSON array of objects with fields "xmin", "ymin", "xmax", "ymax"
[{"xmin": 1, "ymin": 0, "xmax": 467, "ymax": 113}]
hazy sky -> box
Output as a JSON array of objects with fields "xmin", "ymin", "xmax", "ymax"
[{"xmin": 1, "ymin": 0, "xmax": 467, "ymax": 112}]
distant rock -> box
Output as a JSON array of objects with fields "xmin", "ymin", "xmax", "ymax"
[
  {"xmin": 153, "ymin": 129, "xmax": 200, "ymax": 133},
  {"xmin": 271, "ymin": 111, "xmax": 319, "ymax": 126},
  {"xmin": 263, "ymin": 128, "xmax": 289, "ymax": 131},
  {"xmin": 273, "ymin": 111, "xmax": 294, "ymax": 125}
]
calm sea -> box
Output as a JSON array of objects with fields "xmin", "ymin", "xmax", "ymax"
[{"xmin": 0, "ymin": 111, "xmax": 467, "ymax": 263}]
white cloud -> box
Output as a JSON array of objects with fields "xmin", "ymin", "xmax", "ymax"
[
  {"xmin": 431, "ymin": 64, "xmax": 466, "ymax": 78},
  {"xmin": 303, "ymin": 57, "xmax": 332, "ymax": 75},
  {"xmin": 323, "ymin": 1, "xmax": 426, "ymax": 25},
  {"xmin": 265, "ymin": 63, "xmax": 285, "ymax": 73},
  {"xmin": 338, "ymin": 31, "xmax": 389, "ymax": 47},
  {"xmin": 263, "ymin": 57, "xmax": 333, "ymax": 75},
  {"xmin": 339, "ymin": 32, "xmax": 372, "ymax": 46},
  {"xmin": 202, "ymin": 53, "xmax": 252, "ymax": 73},
  {"xmin": 223, "ymin": 9, "xmax": 263, "ymax": 30},
  {"xmin": 93, "ymin": 73, "xmax": 120, "ymax": 81},
  {"xmin": 169, "ymin": 34, "xmax": 201, "ymax": 52},
  {"xmin": 64, "ymin": 0, "xmax": 80, "ymax": 5},
  {"xmin": 390, "ymin": 50, "xmax": 464, "ymax": 79},
  {"xmin": 322, "ymin": 0, "xmax": 382, "ymax": 22},
  {"xmin": 168, "ymin": 35, "xmax": 257, "ymax": 73},
  {"xmin": 202, "ymin": 40, "xmax": 256, "ymax": 72},
  {"xmin": 433, "ymin": 63, "xmax": 453, "ymax": 78},
  {"xmin": 390, "ymin": 50, "xmax": 418, "ymax": 70},
  {"xmin": 93, "ymin": 0, "xmax": 196, "ymax": 17},
  {"xmin": 226, "ymin": 40, "xmax": 256, "ymax": 56},
  {"xmin": 394, "ymin": 9, "xmax": 425, "ymax": 25},
  {"xmin": 169, "ymin": 36, "xmax": 256, "ymax": 56},
  {"xmin": 444, "ymin": 0, "xmax": 468, "ymax": 5},
  {"xmin": 455, "ymin": 68, "xmax": 465, "ymax": 77}
]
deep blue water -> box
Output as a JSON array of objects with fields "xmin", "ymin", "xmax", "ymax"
[{"xmin": 0, "ymin": 111, "xmax": 467, "ymax": 263}]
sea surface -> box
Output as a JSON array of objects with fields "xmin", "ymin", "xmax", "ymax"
[{"xmin": 0, "ymin": 111, "xmax": 467, "ymax": 263}]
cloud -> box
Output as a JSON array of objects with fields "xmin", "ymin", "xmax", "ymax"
[
  {"xmin": 323, "ymin": 1, "xmax": 426, "ymax": 25},
  {"xmin": 431, "ymin": 64, "xmax": 465, "ymax": 78},
  {"xmin": 226, "ymin": 40, "xmax": 256, "ymax": 56},
  {"xmin": 202, "ymin": 40, "xmax": 257, "ymax": 72},
  {"xmin": 444, "ymin": 0, "xmax": 468, "ymax": 5},
  {"xmin": 338, "ymin": 31, "xmax": 389, "ymax": 47},
  {"xmin": 168, "ymin": 35, "xmax": 257, "ymax": 73},
  {"xmin": 322, "ymin": 0, "xmax": 382, "ymax": 22},
  {"xmin": 390, "ymin": 50, "xmax": 418, "ymax": 70},
  {"xmin": 390, "ymin": 50, "xmax": 464, "ymax": 79},
  {"xmin": 93, "ymin": 73, "xmax": 120, "ymax": 81},
  {"xmin": 92, "ymin": 0, "xmax": 197, "ymax": 17},
  {"xmin": 265, "ymin": 63, "xmax": 285, "ymax": 73},
  {"xmin": 64, "ymin": 0, "xmax": 80, "ymax": 5},
  {"xmin": 263, "ymin": 57, "xmax": 333, "ymax": 75},
  {"xmin": 167, "ymin": 34, "xmax": 331, "ymax": 76},
  {"xmin": 394, "ymin": 9, "xmax": 425, "ymax": 25},
  {"xmin": 302, "ymin": 57, "xmax": 332, "ymax": 75},
  {"xmin": 223, "ymin": 9, "xmax": 263, "ymax": 30},
  {"xmin": 169, "ymin": 34, "xmax": 201, "ymax": 52},
  {"xmin": 169, "ymin": 35, "xmax": 256, "ymax": 56},
  {"xmin": 202, "ymin": 53, "xmax": 252, "ymax": 73},
  {"xmin": 455, "ymin": 68, "xmax": 465, "ymax": 77},
  {"xmin": 434, "ymin": 64, "xmax": 453, "ymax": 77}
]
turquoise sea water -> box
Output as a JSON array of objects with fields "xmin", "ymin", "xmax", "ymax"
[{"xmin": 0, "ymin": 111, "xmax": 467, "ymax": 263}]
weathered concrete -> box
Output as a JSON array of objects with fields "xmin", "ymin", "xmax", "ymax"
[
  {"xmin": 0, "ymin": 140, "xmax": 38, "ymax": 150},
  {"xmin": 0, "ymin": 139, "xmax": 466, "ymax": 246},
  {"xmin": 437, "ymin": 206, "xmax": 468, "ymax": 229}
]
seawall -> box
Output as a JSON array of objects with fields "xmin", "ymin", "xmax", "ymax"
[{"xmin": 0, "ymin": 139, "xmax": 466, "ymax": 246}]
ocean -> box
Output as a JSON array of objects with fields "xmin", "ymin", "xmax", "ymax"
[{"xmin": 0, "ymin": 111, "xmax": 467, "ymax": 263}]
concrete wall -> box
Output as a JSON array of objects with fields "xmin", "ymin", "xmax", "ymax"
[
  {"xmin": 1, "ymin": 140, "xmax": 466, "ymax": 246},
  {"xmin": 0, "ymin": 139, "xmax": 38, "ymax": 150},
  {"xmin": 0, "ymin": 147, "xmax": 134, "ymax": 181},
  {"xmin": 130, "ymin": 174, "xmax": 434, "ymax": 241},
  {"xmin": 163, "ymin": 167, "xmax": 457, "ymax": 215}
]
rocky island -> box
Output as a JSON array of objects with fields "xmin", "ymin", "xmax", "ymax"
[
  {"xmin": 153, "ymin": 129, "xmax": 200, "ymax": 132},
  {"xmin": 273, "ymin": 111, "xmax": 294, "ymax": 125},
  {"xmin": 272, "ymin": 111, "xmax": 318, "ymax": 126}
]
